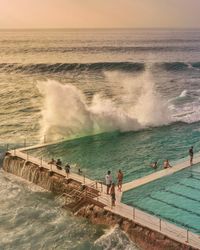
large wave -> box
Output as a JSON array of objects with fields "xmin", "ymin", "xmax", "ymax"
[
  {"xmin": 0, "ymin": 62, "xmax": 144, "ymax": 74},
  {"xmin": 37, "ymin": 71, "xmax": 171, "ymax": 140},
  {"xmin": 1, "ymin": 61, "xmax": 200, "ymax": 75}
]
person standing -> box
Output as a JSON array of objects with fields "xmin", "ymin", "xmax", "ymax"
[
  {"xmin": 110, "ymin": 183, "xmax": 116, "ymax": 207},
  {"xmin": 105, "ymin": 170, "xmax": 112, "ymax": 194},
  {"xmin": 189, "ymin": 146, "xmax": 194, "ymax": 166},
  {"xmin": 117, "ymin": 169, "xmax": 123, "ymax": 192}
]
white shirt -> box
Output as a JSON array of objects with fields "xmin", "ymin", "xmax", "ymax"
[{"xmin": 105, "ymin": 174, "xmax": 112, "ymax": 185}]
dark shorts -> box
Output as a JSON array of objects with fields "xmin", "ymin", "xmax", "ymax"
[
  {"xmin": 106, "ymin": 184, "xmax": 111, "ymax": 188},
  {"xmin": 111, "ymin": 193, "xmax": 116, "ymax": 201},
  {"xmin": 118, "ymin": 180, "xmax": 122, "ymax": 185}
]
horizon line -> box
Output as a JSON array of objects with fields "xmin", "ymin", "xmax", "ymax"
[{"xmin": 1, "ymin": 27, "xmax": 200, "ymax": 30}]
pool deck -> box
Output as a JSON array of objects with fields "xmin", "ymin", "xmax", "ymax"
[
  {"xmin": 6, "ymin": 144, "xmax": 200, "ymax": 249},
  {"xmin": 123, "ymin": 155, "xmax": 200, "ymax": 192}
]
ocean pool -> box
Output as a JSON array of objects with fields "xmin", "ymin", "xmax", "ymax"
[
  {"xmin": 122, "ymin": 164, "xmax": 200, "ymax": 234},
  {"xmin": 27, "ymin": 121, "xmax": 200, "ymax": 184}
]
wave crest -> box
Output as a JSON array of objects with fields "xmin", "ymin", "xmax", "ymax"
[
  {"xmin": 1, "ymin": 61, "xmax": 200, "ymax": 74},
  {"xmin": 0, "ymin": 62, "xmax": 144, "ymax": 74},
  {"xmin": 37, "ymin": 72, "xmax": 171, "ymax": 140}
]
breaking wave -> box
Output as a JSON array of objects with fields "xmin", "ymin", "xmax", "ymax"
[
  {"xmin": 157, "ymin": 62, "xmax": 200, "ymax": 71},
  {"xmin": 1, "ymin": 61, "xmax": 200, "ymax": 74},
  {"xmin": 157, "ymin": 62, "xmax": 189, "ymax": 71},
  {"xmin": 179, "ymin": 90, "xmax": 188, "ymax": 98},
  {"xmin": 0, "ymin": 62, "xmax": 144, "ymax": 74},
  {"xmin": 37, "ymin": 71, "xmax": 171, "ymax": 140}
]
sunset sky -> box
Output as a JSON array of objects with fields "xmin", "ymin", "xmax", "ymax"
[{"xmin": 0, "ymin": 0, "xmax": 200, "ymax": 29}]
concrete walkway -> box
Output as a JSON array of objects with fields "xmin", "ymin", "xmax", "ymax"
[
  {"xmin": 123, "ymin": 155, "xmax": 200, "ymax": 192},
  {"xmin": 7, "ymin": 147, "xmax": 200, "ymax": 249}
]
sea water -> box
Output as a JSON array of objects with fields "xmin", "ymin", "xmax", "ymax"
[
  {"xmin": 1, "ymin": 28, "xmax": 200, "ymax": 249},
  {"xmin": 28, "ymin": 122, "xmax": 200, "ymax": 183}
]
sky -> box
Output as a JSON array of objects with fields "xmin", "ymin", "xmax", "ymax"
[{"xmin": 0, "ymin": 0, "xmax": 200, "ymax": 29}]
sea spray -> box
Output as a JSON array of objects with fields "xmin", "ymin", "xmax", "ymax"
[
  {"xmin": 37, "ymin": 81, "xmax": 94, "ymax": 140},
  {"xmin": 104, "ymin": 71, "xmax": 171, "ymax": 126},
  {"xmin": 94, "ymin": 225, "xmax": 139, "ymax": 250},
  {"xmin": 37, "ymin": 72, "xmax": 171, "ymax": 140}
]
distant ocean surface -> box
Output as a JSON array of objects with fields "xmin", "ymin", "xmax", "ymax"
[{"xmin": 1, "ymin": 29, "xmax": 200, "ymax": 249}]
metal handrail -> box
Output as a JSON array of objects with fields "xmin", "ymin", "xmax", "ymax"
[{"xmin": 4, "ymin": 143, "xmax": 200, "ymax": 249}]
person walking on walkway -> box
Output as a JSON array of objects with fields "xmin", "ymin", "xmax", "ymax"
[
  {"xmin": 110, "ymin": 183, "xmax": 116, "ymax": 207},
  {"xmin": 105, "ymin": 170, "xmax": 112, "ymax": 194},
  {"xmin": 189, "ymin": 146, "xmax": 194, "ymax": 166},
  {"xmin": 117, "ymin": 169, "xmax": 123, "ymax": 192}
]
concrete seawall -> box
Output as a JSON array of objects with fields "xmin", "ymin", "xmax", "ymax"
[{"xmin": 3, "ymin": 153, "xmax": 199, "ymax": 250}]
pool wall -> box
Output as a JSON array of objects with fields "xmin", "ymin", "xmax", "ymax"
[{"xmin": 2, "ymin": 152, "xmax": 198, "ymax": 250}]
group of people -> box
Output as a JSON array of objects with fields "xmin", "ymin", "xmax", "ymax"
[
  {"xmin": 105, "ymin": 169, "xmax": 124, "ymax": 207},
  {"xmin": 150, "ymin": 146, "xmax": 194, "ymax": 170},
  {"xmin": 46, "ymin": 146, "xmax": 195, "ymax": 209},
  {"xmin": 48, "ymin": 158, "xmax": 71, "ymax": 176},
  {"xmin": 150, "ymin": 159, "xmax": 172, "ymax": 170},
  {"xmin": 48, "ymin": 158, "xmax": 83, "ymax": 176}
]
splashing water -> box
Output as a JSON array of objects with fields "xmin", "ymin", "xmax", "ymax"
[
  {"xmin": 179, "ymin": 89, "xmax": 188, "ymax": 98},
  {"xmin": 94, "ymin": 225, "xmax": 139, "ymax": 250},
  {"xmin": 37, "ymin": 72, "xmax": 171, "ymax": 140}
]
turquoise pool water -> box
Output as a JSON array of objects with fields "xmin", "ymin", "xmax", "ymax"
[
  {"xmin": 28, "ymin": 121, "xmax": 200, "ymax": 183},
  {"xmin": 122, "ymin": 164, "xmax": 200, "ymax": 233}
]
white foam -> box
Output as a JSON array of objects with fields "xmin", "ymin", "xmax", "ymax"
[
  {"xmin": 94, "ymin": 225, "xmax": 138, "ymax": 250},
  {"xmin": 37, "ymin": 71, "xmax": 172, "ymax": 140},
  {"xmin": 179, "ymin": 89, "xmax": 188, "ymax": 98}
]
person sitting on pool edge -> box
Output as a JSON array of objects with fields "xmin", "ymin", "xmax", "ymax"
[
  {"xmin": 48, "ymin": 158, "xmax": 56, "ymax": 165},
  {"xmin": 78, "ymin": 168, "xmax": 82, "ymax": 175},
  {"xmin": 56, "ymin": 159, "xmax": 62, "ymax": 170},
  {"xmin": 163, "ymin": 159, "xmax": 172, "ymax": 169},
  {"xmin": 150, "ymin": 161, "xmax": 158, "ymax": 169},
  {"xmin": 64, "ymin": 163, "xmax": 71, "ymax": 177}
]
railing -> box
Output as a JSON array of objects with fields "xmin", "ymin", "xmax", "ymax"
[
  {"xmin": 0, "ymin": 134, "xmax": 69, "ymax": 152},
  {"xmin": 104, "ymin": 201, "xmax": 200, "ymax": 248},
  {"xmin": 3, "ymin": 144, "xmax": 200, "ymax": 249},
  {"xmin": 8, "ymin": 149, "xmax": 102, "ymax": 199}
]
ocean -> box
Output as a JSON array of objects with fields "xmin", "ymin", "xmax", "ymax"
[{"xmin": 1, "ymin": 28, "xmax": 200, "ymax": 249}]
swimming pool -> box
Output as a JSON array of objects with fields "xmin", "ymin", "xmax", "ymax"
[
  {"xmin": 27, "ymin": 121, "xmax": 200, "ymax": 183},
  {"xmin": 122, "ymin": 164, "xmax": 200, "ymax": 234}
]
